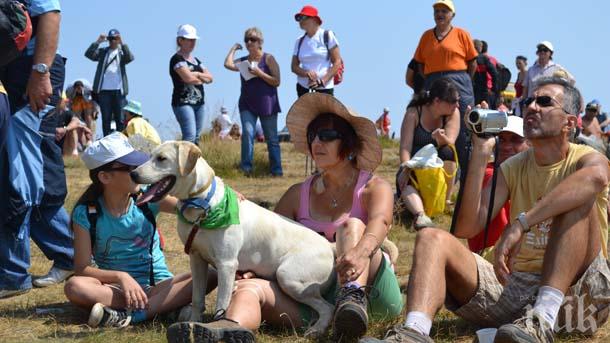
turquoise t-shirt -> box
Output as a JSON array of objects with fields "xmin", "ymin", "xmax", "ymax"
[{"xmin": 72, "ymin": 197, "xmax": 173, "ymax": 286}]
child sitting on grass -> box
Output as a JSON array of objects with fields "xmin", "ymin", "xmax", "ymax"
[{"xmin": 63, "ymin": 132, "xmax": 215, "ymax": 327}]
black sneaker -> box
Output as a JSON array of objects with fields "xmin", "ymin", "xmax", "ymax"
[
  {"xmin": 495, "ymin": 310, "xmax": 554, "ymax": 343},
  {"xmin": 87, "ymin": 303, "xmax": 132, "ymax": 328},
  {"xmin": 166, "ymin": 319, "xmax": 255, "ymax": 343},
  {"xmin": 333, "ymin": 285, "xmax": 369, "ymax": 340}
]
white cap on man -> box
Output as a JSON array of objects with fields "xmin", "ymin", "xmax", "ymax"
[
  {"xmin": 177, "ymin": 24, "xmax": 199, "ymax": 39},
  {"xmin": 537, "ymin": 40, "xmax": 554, "ymax": 52},
  {"xmin": 501, "ymin": 116, "xmax": 524, "ymax": 137}
]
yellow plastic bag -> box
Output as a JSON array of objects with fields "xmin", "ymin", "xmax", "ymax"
[{"xmin": 410, "ymin": 145, "xmax": 458, "ymax": 217}]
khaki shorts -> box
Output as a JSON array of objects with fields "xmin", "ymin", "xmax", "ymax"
[{"xmin": 445, "ymin": 252, "xmax": 610, "ymax": 334}]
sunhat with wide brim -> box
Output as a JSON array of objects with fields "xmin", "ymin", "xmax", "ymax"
[{"xmin": 286, "ymin": 93, "xmax": 382, "ymax": 172}]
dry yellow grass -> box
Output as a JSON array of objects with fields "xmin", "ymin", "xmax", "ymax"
[{"xmin": 0, "ymin": 138, "xmax": 608, "ymax": 342}]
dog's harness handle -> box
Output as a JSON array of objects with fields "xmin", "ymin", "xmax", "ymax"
[{"xmin": 182, "ymin": 178, "xmax": 217, "ymax": 254}]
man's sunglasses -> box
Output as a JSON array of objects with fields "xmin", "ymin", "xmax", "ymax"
[
  {"xmin": 107, "ymin": 37, "xmax": 117, "ymax": 41},
  {"xmin": 307, "ymin": 129, "xmax": 342, "ymax": 145},
  {"xmin": 523, "ymin": 95, "xmax": 569, "ymax": 113},
  {"xmin": 295, "ymin": 14, "xmax": 309, "ymax": 22},
  {"xmin": 244, "ymin": 36, "xmax": 260, "ymax": 43},
  {"xmin": 537, "ymin": 48, "xmax": 550, "ymax": 53}
]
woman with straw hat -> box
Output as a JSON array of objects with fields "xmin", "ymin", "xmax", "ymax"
[{"xmin": 172, "ymin": 93, "xmax": 402, "ymax": 342}]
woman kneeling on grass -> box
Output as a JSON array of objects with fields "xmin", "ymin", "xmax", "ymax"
[
  {"xmin": 64, "ymin": 132, "xmax": 216, "ymax": 328},
  {"xmin": 167, "ymin": 93, "xmax": 403, "ymax": 342}
]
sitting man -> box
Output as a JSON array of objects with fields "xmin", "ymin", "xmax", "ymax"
[{"xmin": 362, "ymin": 76, "xmax": 610, "ymax": 343}]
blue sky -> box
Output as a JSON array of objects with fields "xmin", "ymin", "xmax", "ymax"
[{"xmin": 59, "ymin": 1, "xmax": 608, "ymax": 140}]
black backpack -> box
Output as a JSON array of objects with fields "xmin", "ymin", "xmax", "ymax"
[
  {"xmin": 496, "ymin": 63, "xmax": 512, "ymax": 92},
  {"xmin": 86, "ymin": 193, "xmax": 158, "ymax": 287},
  {"xmin": 0, "ymin": 0, "xmax": 32, "ymax": 66}
]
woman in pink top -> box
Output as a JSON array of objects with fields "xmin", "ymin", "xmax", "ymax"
[{"xmin": 171, "ymin": 93, "xmax": 402, "ymax": 342}]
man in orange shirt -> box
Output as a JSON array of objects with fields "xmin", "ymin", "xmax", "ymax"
[{"xmin": 412, "ymin": 0, "xmax": 477, "ymax": 182}]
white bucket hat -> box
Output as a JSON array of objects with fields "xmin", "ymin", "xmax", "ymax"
[{"xmin": 177, "ymin": 24, "xmax": 199, "ymax": 39}]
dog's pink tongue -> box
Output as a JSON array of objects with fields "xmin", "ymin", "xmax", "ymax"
[{"xmin": 136, "ymin": 182, "xmax": 162, "ymax": 206}]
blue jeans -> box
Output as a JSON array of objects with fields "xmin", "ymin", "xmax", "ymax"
[
  {"xmin": 97, "ymin": 90, "xmax": 126, "ymax": 137},
  {"xmin": 0, "ymin": 205, "xmax": 74, "ymax": 290},
  {"xmin": 173, "ymin": 104, "xmax": 205, "ymax": 144},
  {"xmin": 240, "ymin": 110, "xmax": 282, "ymax": 176}
]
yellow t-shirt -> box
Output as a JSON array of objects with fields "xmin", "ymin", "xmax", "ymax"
[
  {"xmin": 124, "ymin": 117, "xmax": 162, "ymax": 145},
  {"xmin": 501, "ymin": 143, "xmax": 609, "ymax": 273}
]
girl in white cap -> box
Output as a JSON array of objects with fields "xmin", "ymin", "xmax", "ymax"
[
  {"xmin": 170, "ymin": 24, "xmax": 214, "ymax": 144},
  {"xmin": 64, "ymin": 132, "xmax": 216, "ymax": 328}
]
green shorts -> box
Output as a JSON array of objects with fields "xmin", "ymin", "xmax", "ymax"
[{"xmin": 299, "ymin": 255, "xmax": 404, "ymax": 327}]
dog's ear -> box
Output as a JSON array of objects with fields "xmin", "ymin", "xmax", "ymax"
[{"xmin": 178, "ymin": 143, "xmax": 202, "ymax": 176}]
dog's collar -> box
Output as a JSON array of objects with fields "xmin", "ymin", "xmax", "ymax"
[
  {"xmin": 179, "ymin": 178, "xmax": 216, "ymax": 223},
  {"xmin": 188, "ymin": 176, "xmax": 213, "ymax": 198}
]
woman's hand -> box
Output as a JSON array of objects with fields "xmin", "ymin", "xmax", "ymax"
[
  {"xmin": 232, "ymin": 43, "xmax": 243, "ymax": 51},
  {"xmin": 249, "ymin": 65, "xmax": 264, "ymax": 78},
  {"xmin": 335, "ymin": 245, "xmax": 370, "ymax": 284},
  {"xmin": 431, "ymin": 128, "xmax": 449, "ymax": 146},
  {"xmin": 118, "ymin": 272, "xmax": 148, "ymax": 310}
]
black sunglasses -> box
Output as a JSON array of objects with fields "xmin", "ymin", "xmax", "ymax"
[
  {"xmin": 537, "ymin": 48, "xmax": 550, "ymax": 53},
  {"xmin": 524, "ymin": 95, "xmax": 569, "ymax": 113},
  {"xmin": 307, "ymin": 129, "xmax": 342, "ymax": 145},
  {"xmin": 244, "ymin": 36, "xmax": 260, "ymax": 43},
  {"xmin": 296, "ymin": 14, "xmax": 309, "ymax": 22}
]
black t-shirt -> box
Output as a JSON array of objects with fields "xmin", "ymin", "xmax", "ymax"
[
  {"xmin": 408, "ymin": 58, "xmax": 425, "ymax": 94},
  {"xmin": 169, "ymin": 53, "xmax": 205, "ymax": 107}
]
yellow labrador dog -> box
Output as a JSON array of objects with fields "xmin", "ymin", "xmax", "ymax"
[{"xmin": 131, "ymin": 141, "xmax": 336, "ymax": 337}]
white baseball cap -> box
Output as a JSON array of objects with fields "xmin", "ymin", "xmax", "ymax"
[
  {"xmin": 537, "ymin": 40, "xmax": 554, "ymax": 52},
  {"xmin": 177, "ymin": 24, "xmax": 199, "ymax": 39},
  {"xmin": 81, "ymin": 132, "xmax": 149, "ymax": 170},
  {"xmin": 500, "ymin": 116, "xmax": 524, "ymax": 138}
]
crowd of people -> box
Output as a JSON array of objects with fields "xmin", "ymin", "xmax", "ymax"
[{"xmin": 1, "ymin": 1, "xmax": 610, "ymax": 343}]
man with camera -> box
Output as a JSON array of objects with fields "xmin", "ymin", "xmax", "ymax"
[
  {"xmin": 85, "ymin": 29, "xmax": 134, "ymax": 137},
  {"xmin": 361, "ymin": 77, "xmax": 610, "ymax": 343}
]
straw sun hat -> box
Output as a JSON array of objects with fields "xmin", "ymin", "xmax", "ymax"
[{"xmin": 286, "ymin": 93, "xmax": 382, "ymax": 172}]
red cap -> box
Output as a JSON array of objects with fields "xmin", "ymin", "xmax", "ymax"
[{"xmin": 294, "ymin": 5, "xmax": 322, "ymax": 24}]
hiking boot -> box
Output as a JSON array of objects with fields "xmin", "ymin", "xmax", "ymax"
[
  {"xmin": 413, "ymin": 213, "xmax": 433, "ymax": 230},
  {"xmin": 33, "ymin": 267, "xmax": 74, "ymax": 287},
  {"xmin": 495, "ymin": 310, "xmax": 554, "ymax": 343},
  {"xmin": 359, "ymin": 324, "xmax": 434, "ymax": 343},
  {"xmin": 166, "ymin": 319, "xmax": 255, "ymax": 343},
  {"xmin": 0, "ymin": 288, "xmax": 30, "ymax": 299},
  {"xmin": 88, "ymin": 303, "xmax": 132, "ymax": 328},
  {"xmin": 333, "ymin": 285, "xmax": 369, "ymax": 340}
]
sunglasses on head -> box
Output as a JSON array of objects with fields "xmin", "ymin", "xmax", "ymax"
[
  {"xmin": 244, "ymin": 36, "xmax": 260, "ymax": 43},
  {"xmin": 307, "ymin": 129, "xmax": 342, "ymax": 145},
  {"xmin": 296, "ymin": 14, "xmax": 309, "ymax": 22}
]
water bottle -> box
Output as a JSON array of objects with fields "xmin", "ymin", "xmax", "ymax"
[{"xmin": 110, "ymin": 120, "xmax": 117, "ymax": 132}]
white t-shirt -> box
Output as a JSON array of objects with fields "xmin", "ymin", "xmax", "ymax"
[
  {"xmin": 218, "ymin": 114, "xmax": 233, "ymax": 139},
  {"xmin": 293, "ymin": 28, "xmax": 339, "ymax": 89},
  {"xmin": 101, "ymin": 47, "xmax": 123, "ymax": 91}
]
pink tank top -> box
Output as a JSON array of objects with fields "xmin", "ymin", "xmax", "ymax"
[{"xmin": 297, "ymin": 170, "xmax": 371, "ymax": 242}]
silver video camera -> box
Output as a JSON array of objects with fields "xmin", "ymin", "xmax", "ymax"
[{"xmin": 466, "ymin": 109, "xmax": 508, "ymax": 137}]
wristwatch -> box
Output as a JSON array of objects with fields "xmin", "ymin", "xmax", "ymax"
[
  {"xmin": 32, "ymin": 63, "xmax": 49, "ymax": 74},
  {"xmin": 516, "ymin": 212, "xmax": 530, "ymax": 233}
]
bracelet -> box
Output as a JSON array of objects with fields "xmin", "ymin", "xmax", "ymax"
[{"xmin": 363, "ymin": 232, "xmax": 381, "ymax": 257}]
